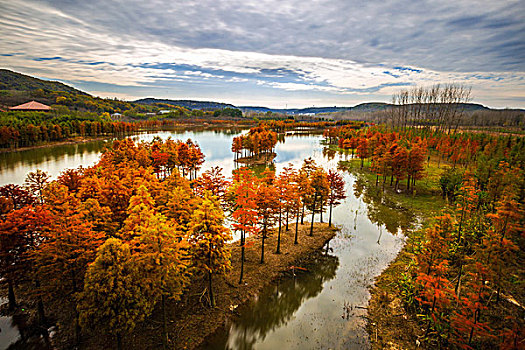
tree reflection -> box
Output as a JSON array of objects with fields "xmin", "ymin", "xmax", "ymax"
[
  {"xmin": 352, "ymin": 175, "xmax": 414, "ymax": 235},
  {"xmin": 207, "ymin": 252, "xmax": 339, "ymax": 350}
]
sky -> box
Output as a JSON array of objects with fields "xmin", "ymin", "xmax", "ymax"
[{"xmin": 0, "ymin": 0, "xmax": 524, "ymax": 109}]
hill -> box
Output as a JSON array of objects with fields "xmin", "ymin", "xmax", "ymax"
[
  {"xmin": 0, "ymin": 69, "xmax": 87, "ymax": 95},
  {"xmin": 0, "ymin": 69, "xmax": 153, "ymax": 114},
  {"xmin": 134, "ymin": 98, "xmax": 236, "ymax": 110},
  {"xmin": 1, "ymin": 69, "xmax": 518, "ymax": 117}
]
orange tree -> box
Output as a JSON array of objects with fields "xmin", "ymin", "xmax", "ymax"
[
  {"xmin": 327, "ymin": 169, "xmax": 346, "ymax": 227},
  {"xmin": 229, "ymin": 167, "xmax": 260, "ymax": 283}
]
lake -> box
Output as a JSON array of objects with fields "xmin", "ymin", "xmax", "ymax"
[{"xmin": 0, "ymin": 127, "xmax": 412, "ymax": 350}]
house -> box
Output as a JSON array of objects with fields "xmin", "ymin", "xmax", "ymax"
[{"xmin": 10, "ymin": 101, "xmax": 51, "ymax": 112}]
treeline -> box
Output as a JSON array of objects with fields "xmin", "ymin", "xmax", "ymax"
[
  {"xmin": 326, "ymin": 124, "xmax": 524, "ymax": 348},
  {"xmin": 0, "ymin": 111, "xmax": 255, "ymax": 149},
  {"xmin": 261, "ymin": 119, "xmax": 363, "ymax": 133},
  {"xmin": 387, "ymin": 83, "xmax": 525, "ymax": 132},
  {"xmin": 0, "ymin": 138, "xmax": 346, "ymax": 349},
  {"xmin": 232, "ymin": 126, "xmax": 278, "ymax": 159},
  {"xmin": 389, "ymin": 83, "xmax": 472, "ymax": 133},
  {"xmin": 327, "ymin": 125, "xmax": 524, "ymax": 194},
  {"xmin": 0, "ymin": 111, "xmax": 142, "ymax": 148}
]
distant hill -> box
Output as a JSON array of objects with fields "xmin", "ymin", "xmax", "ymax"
[
  {"xmin": 135, "ymin": 98, "xmax": 236, "ymax": 110},
  {"xmin": 0, "ymin": 69, "xmax": 87, "ymax": 95},
  {"xmin": 1, "ymin": 69, "xmax": 518, "ymax": 116},
  {"xmin": 0, "ymin": 69, "xmax": 151, "ymax": 114}
]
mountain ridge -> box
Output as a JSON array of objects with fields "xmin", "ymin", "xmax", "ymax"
[{"xmin": 1, "ymin": 69, "xmax": 521, "ymax": 114}]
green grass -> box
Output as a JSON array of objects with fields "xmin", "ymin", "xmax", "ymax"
[{"xmin": 338, "ymin": 157, "xmax": 448, "ymax": 220}]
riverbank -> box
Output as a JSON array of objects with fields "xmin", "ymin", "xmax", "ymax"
[
  {"xmin": 0, "ymin": 122, "xmax": 253, "ymax": 154},
  {"xmin": 366, "ymin": 236, "xmax": 423, "ymax": 349},
  {"xmin": 235, "ymin": 152, "xmax": 277, "ymax": 166},
  {"xmin": 81, "ymin": 222, "xmax": 337, "ymax": 349},
  {"xmin": 0, "ymin": 136, "xmax": 110, "ymax": 154},
  {"xmin": 334, "ymin": 149, "xmax": 448, "ymax": 349}
]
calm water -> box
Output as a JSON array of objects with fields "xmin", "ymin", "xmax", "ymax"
[{"xmin": 0, "ymin": 128, "xmax": 413, "ymax": 350}]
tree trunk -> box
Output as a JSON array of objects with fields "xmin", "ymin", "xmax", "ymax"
[
  {"xmin": 162, "ymin": 294, "xmax": 168, "ymax": 350},
  {"xmin": 294, "ymin": 210, "xmax": 300, "ymax": 244},
  {"xmin": 285, "ymin": 211, "xmax": 289, "ymax": 231},
  {"xmin": 117, "ymin": 332, "xmax": 122, "ymax": 350},
  {"xmin": 7, "ymin": 279, "xmax": 17, "ymax": 311},
  {"xmin": 261, "ymin": 222, "xmax": 266, "ymax": 264},
  {"xmin": 301, "ymin": 203, "xmax": 305, "ymax": 224},
  {"xmin": 455, "ymin": 263, "xmax": 463, "ymax": 298},
  {"xmin": 239, "ymin": 231, "xmax": 245, "ymax": 284},
  {"xmin": 276, "ymin": 210, "xmax": 282, "ymax": 254},
  {"xmin": 75, "ymin": 310, "xmax": 82, "ymax": 346},
  {"xmin": 35, "ymin": 279, "xmax": 46, "ymax": 325},
  {"xmin": 310, "ymin": 193, "xmax": 317, "ymax": 236},
  {"xmin": 329, "ymin": 203, "xmax": 333, "ymax": 227},
  {"xmin": 320, "ymin": 196, "xmax": 323, "ymax": 223},
  {"xmin": 208, "ymin": 271, "xmax": 214, "ymax": 308}
]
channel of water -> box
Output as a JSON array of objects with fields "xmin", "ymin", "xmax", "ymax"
[{"xmin": 0, "ymin": 127, "xmax": 412, "ymax": 349}]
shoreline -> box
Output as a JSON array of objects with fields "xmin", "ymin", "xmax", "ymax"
[
  {"xmin": 82, "ymin": 223, "xmax": 338, "ymax": 349},
  {"xmin": 366, "ymin": 238, "xmax": 421, "ymax": 349},
  {"xmin": 0, "ymin": 136, "xmax": 110, "ymax": 154},
  {"xmin": 0, "ymin": 122, "xmax": 255, "ymax": 154},
  {"xmin": 235, "ymin": 152, "xmax": 277, "ymax": 166}
]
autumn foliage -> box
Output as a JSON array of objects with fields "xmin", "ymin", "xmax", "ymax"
[{"xmin": 0, "ymin": 134, "xmax": 346, "ymax": 349}]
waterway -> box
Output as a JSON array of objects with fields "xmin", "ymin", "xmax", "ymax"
[{"xmin": 0, "ymin": 127, "xmax": 413, "ymax": 349}]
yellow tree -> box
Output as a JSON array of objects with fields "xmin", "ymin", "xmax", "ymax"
[
  {"xmin": 132, "ymin": 213, "xmax": 190, "ymax": 349},
  {"xmin": 188, "ymin": 194, "xmax": 232, "ymax": 307},
  {"xmin": 78, "ymin": 238, "xmax": 153, "ymax": 350},
  {"xmin": 123, "ymin": 185, "xmax": 190, "ymax": 349}
]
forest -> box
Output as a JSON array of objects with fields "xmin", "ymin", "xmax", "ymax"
[
  {"xmin": 323, "ymin": 116, "xmax": 524, "ymax": 348},
  {"xmin": 0, "ymin": 126, "xmax": 348, "ymax": 349},
  {"xmin": 0, "ymin": 80, "xmax": 523, "ymax": 349}
]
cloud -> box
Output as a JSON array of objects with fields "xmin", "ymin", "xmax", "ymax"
[{"xmin": 0, "ymin": 0, "xmax": 523, "ymax": 108}]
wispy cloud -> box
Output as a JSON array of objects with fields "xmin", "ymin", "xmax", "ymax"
[{"xmin": 0, "ymin": 0, "xmax": 523, "ymax": 108}]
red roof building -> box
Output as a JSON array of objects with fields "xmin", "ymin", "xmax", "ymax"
[{"xmin": 10, "ymin": 101, "xmax": 51, "ymax": 111}]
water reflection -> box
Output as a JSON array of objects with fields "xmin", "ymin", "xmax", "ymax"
[
  {"xmin": 0, "ymin": 140, "xmax": 109, "ymax": 185},
  {"xmin": 0, "ymin": 128, "xmax": 246, "ymax": 186},
  {"xmin": 204, "ymin": 252, "xmax": 339, "ymax": 350},
  {"xmin": 0, "ymin": 130, "xmax": 411, "ymax": 350},
  {"xmin": 353, "ymin": 176, "xmax": 414, "ymax": 235}
]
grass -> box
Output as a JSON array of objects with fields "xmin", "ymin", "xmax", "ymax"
[{"xmin": 337, "ymin": 155, "xmax": 447, "ymax": 220}]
